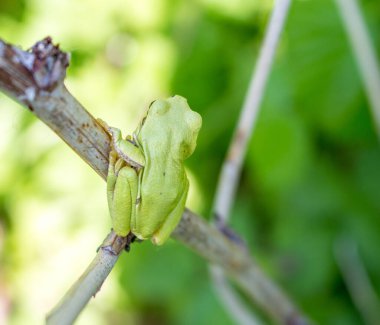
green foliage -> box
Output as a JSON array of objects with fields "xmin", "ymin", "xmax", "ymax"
[{"xmin": 1, "ymin": 0, "xmax": 380, "ymax": 324}]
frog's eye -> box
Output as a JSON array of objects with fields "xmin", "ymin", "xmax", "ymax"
[
  {"xmin": 151, "ymin": 99, "xmax": 169, "ymax": 115},
  {"xmin": 186, "ymin": 110, "xmax": 202, "ymax": 132}
]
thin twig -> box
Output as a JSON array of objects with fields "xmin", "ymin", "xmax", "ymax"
[
  {"xmin": 210, "ymin": 0, "xmax": 293, "ymax": 323},
  {"xmin": 334, "ymin": 0, "xmax": 380, "ymax": 139},
  {"xmin": 332, "ymin": 2, "xmax": 380, "ymax": 316},
  {"xmin": 46, "ymin": 232, "xmax": 132, "ymax": 325},
  {"xmin": 210, "ymin": 266, "xmax": 263, "ymax": 325},
  {"xmin": 0, "ymin": 37, "xmax": 308, "ymax": 324},
  {"xmin": 334, "ymin": 236, "xmax": 380, "ymax": 325},
  {"xmin": 213, "ymin": 0, "xmax": 292, "ymax": 224}
]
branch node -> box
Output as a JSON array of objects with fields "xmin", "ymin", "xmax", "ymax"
[{"xmin": 98, "ymin": 230, "xmax": 134, "ymax": 255}]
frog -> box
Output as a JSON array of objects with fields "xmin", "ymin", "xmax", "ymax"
[{"xmin": 99, "ymin": 95, "xmax": 202, "ymax": 245}]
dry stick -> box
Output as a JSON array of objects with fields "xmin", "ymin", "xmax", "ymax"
[
  {"xmin": 47, "ymin": 233, "xmax": 132, "ymax": 325},
  {"xmin": 333, "ymin": 3, "xmax": 380, "ymax": 322},
  {"xmin": 213, "ymin": 0, "xmax": 292, "ymax": 224},
  {"xmin": 334, "ymin": 237, "xmax": 380, "ymax": 325},
  {"xmin": 0, "ymin": 38, "xmax": 308, "ymax": 325},
  {"xmin": 334, "ymin": 0, "xmax": 380, "ymax": 139},
  {"xmin": 210, "ymin": 1, "xmax": 295, "ymax": 324},
  {"xmin": 210, "ymin": 266, "xmax": 263, "ymax": 325}
]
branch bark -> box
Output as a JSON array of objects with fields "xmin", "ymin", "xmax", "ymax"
[
  {"xmin": 210, "ymin": 0, "xmax": 294, "ymax": 323},
  {"xmin": 334, "ymin": 236, "xmax": 380, "ymax": 325},
  {"xmin": 0, "ymin": 37, "xmax": 308, "ymax": 324},
  {"xmin": 46, "ymin": 232, "xmax": 132, "ymax": 325},
  {"xmin": 334, "ymin": 0, "xmax": 380, "ymax": 140}
]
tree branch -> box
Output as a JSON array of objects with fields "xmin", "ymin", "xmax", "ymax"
[
  {"xmin": 334, "ymin": 236, "xmax": 380, "ymax": 325},
  {"xmin": 210, "ymin": 0, "xmax": 295, "ymax": 323},
  {"xmin": 334, "ymin": 0, "xmax": 380, "ymax": 140},
  {"xmin": 213, "ymin": 0, "xmax": 292, "ymax": 224},
  {"xmin": 0, "ymin": 37, "xmax": 308, "ymax": 324},
  {"xmin": 46, "ymin": 232, "xmax": 132, "ymax": 325}
]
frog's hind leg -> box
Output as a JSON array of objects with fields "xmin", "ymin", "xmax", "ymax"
[
  {"xmin": 151, "ymin": 185, "xmax": 189, "ymax": 245},
  {"xmin": 107, "ymin": 151, "xmax": 125, "ymax": 212},
  {"xmin": 109, "ymin": 164, "xmax": 138, "ymax": 237}
]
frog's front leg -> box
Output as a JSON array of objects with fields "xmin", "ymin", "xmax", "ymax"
[
  {"xmin": 98, "ymin": 118, "xmax": 145, "ymax": 169},
  {"xmin": 107, "ymin": 150, "xmax": 139, "ymax": 237}
]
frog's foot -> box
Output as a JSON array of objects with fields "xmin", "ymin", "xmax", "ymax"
[
  {"xmin": 98, "ymin": 118, "xmax": 126, "ymax": 151},
  {"xmin": 124, "ymin": 232, "xmax": 140, "ymax": 252},
  {"xmin": 98, "ymin": 118, "xmax": 145, "ymax": 170},
  {"xmin": 107, "ymin": 150, "xmax": 125, "ymax": 184},
  {"xmin": 97, "ymin": 118, "xmax": 110, "ymax": 133},
  {"xmin": 97, "ymin": 118, "xmax": 120, "ymax": 136},
  {"xmin": 108, "ymin": 149, "xmax": 118, "ymax": 169},
  {"xmin": 106, "ymin": 150, "xmax": 127, "ymax": 219},
  {"xmin": 98, "ymin": 119, "xmax": 119, "ymax": 144}
]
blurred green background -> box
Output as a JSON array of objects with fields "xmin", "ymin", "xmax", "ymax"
[{"xmin": 1, "ymin": 0, "xmax": 380, "ymax": 324}]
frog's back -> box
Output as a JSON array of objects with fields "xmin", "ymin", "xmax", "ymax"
[
  {"xmin": 133, "ymin": 152, "xmax": 188, "ymax": 239},
  {"xmin": 131, "ymin": 95, "xmax": 200, "ymax": 240}
]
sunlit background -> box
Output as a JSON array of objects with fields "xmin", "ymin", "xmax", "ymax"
[{"xmin": 1, "ymin": 0, "xmax": 380, "ymax": 324}]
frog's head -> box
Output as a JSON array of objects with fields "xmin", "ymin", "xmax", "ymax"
[
  {"xmin": 138, "ymin": 95, "xmax": 202, "ymax": 160},
  {"xmin": 168, "ymin": 95, "xmax": 202, "ymax": 160}
]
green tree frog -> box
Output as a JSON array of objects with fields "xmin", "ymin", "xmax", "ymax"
[{"xmin": 99, "ymin": 96, "xmax": 202, "ymax": 245}]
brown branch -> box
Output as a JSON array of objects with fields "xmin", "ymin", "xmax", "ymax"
[
  {"xmin": 210, "ymin": 0, "xmax": 293, "ymax": 323},
  {"xmin": 334, "ymin": 236, "xmax": 380, "ymax": 325},
  {"xmin": 334, "ymin": 0, "xmax": 380, "ymax": 139},
  {"xmin": 0, "ymin": 37, "xmax": 309, "ymax": 325},
  {"xmin": 46, "ymin": 232, "xmax": 132, "ymax": 325}
]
